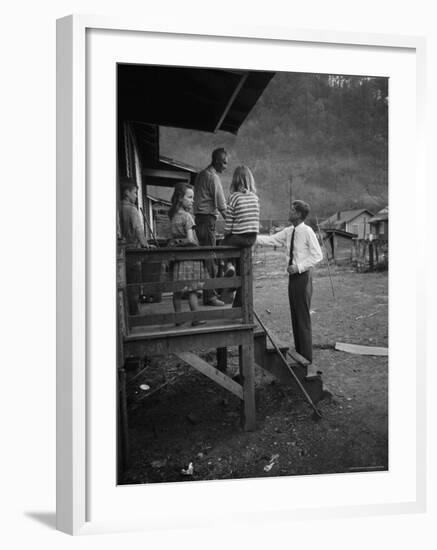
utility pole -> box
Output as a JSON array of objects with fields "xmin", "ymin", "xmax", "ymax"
[{"xmin": 289, "ymin": 174, "xmax": 293, "ymax": 212}]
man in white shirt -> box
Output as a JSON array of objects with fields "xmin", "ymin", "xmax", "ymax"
[{"xmin": 257, "ymin": 200, "xmax": 323, "ymax": 377}]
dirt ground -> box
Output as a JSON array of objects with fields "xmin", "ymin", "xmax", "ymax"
[{"xmin": 121, "ymin": 248, "xmax": 388, "ymax": 484}]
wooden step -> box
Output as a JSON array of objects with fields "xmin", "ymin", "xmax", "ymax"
[
  {"xmin": 255, "ymin": 357, "xmax": 324, "ymax": 403},
  {"xmin": 254, "ymin": 327, "xmax": 289, "ymax": 353}
]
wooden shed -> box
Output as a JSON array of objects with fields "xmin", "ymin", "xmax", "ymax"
[
  {"xmin": 322, "ymin": 228, "xmax": 356, "ymax": 263},
  {"xmin": 320, "ymin": 208, "xmax": 374, "ymax": 239}
]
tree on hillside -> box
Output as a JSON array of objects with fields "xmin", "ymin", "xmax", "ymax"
[{"xmin": 160, "ymin": 71, "xmax": 388, "ymax": 219}]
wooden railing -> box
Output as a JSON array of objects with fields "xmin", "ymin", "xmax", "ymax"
[
  {"xmin": 116, "ymin": 244, "xmax": 257, "ymax": 464},
  {"xmin": 117, "ymin": 245, "xmax": 254, "ymax": 335},
  {"xmin": 352, "ymin": 238, "xmax": 388, "ymax": 272}
]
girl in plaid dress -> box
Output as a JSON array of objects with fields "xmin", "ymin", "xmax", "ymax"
[{"xmin": 169, "ymin": 183, "xmax": 208, "ymax": 326}]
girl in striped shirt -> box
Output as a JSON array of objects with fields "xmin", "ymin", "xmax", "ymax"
[{"xmin": 222, "ymin": 166, "xmax": 260, "ymax": 306}]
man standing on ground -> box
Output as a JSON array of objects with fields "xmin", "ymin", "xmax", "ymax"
[
  {"xmin": 193, "ymin": 147, "xmax": 229, "ymax": 306},
  {"xmin": 257, "ymin": 200, "xmax": 323, "ymax": 377}
]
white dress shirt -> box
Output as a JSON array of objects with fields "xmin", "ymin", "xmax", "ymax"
[{"xmin": 257, "ymin": 222, "xmax": 323, "ymax": 273}]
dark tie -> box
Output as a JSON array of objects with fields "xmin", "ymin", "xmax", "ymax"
[{"xmin": 288, "ymin": 227, "xmax": 295, "ymax": 266}]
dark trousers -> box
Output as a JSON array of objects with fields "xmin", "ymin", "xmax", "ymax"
[
  {"xmin": 195, "ymin": 214, "xmax": 219, "ymax": 304},
  {"xmin": 288, "ymin": 271, "xmax": 313, "ymax": 362},
  {"xmin": 222, "ymin": 233, "xmax": 257, "ymax": 308}
]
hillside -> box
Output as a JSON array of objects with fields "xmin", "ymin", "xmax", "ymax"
[{"xmin": 160, "ymin": 72, "xmax": 388, "ymax": 222}]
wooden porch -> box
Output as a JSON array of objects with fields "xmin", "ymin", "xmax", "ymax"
[
  {"xmin": 117, "ymin": 244, "xmax": 325, "ymax": 472},
  {"xmin": 117, "ymin": 245, "xmax": 258, "ymax": 469}
]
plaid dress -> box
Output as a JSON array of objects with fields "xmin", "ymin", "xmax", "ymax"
[{"xmin": 170, "ymin": 210, "xmax": 208, "ymax": 292}]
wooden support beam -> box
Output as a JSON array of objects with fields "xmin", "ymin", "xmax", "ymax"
[
  {"xmin": 216, "ymin": 347, "xmax": 227, "ymax": 373},
  {"xmin": 240, "ymin": 248, "xmax": 254, "ymax": 324},
  {"xmin": 213, "ymin": 72, "xmax": 248, "ymax": 132},
  {"xmin": 175, "ymin": 352, "xmax": 243, "ymax": 400},
  {"xmin": 117, "ymin": 367, "xmax": 129, "ymax": 476},
  {"xmin": 239, "ymin": 342, "xmax": 256, "ymax": 431}
]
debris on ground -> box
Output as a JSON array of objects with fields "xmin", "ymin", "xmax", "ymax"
[
  {"xmin": 263, "ymin": 453, "xmax": 280, "ymax": 472},
  {"xmin": 335, "ymin": 342, "xmax": 388, "ymax": 356},
  {"xmin": 355, "ymin": 311, "xmax": 378, "ymax": 320},
  {"xmin": 181, "ymin": 462, "xmax": 194, "ymax": 475},
  {"xmin": 121, "ymin": 254, "xmax": 388, "ymax": 485}
]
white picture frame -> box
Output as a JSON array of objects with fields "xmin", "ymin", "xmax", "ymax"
[{"xmin": 56, "ymin": 14, "xmax": 426, "ymax": 535}]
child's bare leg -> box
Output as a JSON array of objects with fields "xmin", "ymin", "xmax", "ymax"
[
  {"xmin": 224, "ymin": 260, "xmax": 235, "ymax": 276},
  {"xmin": 173, "ymin": 292, "xmax": 182, "ymax": 312},
  {"xmin": 173, "ymin": 292, "xmax": 184, "ymax": 326},
  {"xmin": 188, "ymin": 291, "xmax": 198, "ymax": 311},
  {"xmin": 174, "ymin": 292, "xmax": 184, "ymax": 325},
  {"xmin": 189, "ymin": 291, "xmax": 206, "ymax": 326}
]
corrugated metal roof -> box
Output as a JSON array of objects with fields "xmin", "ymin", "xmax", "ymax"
[
  {"xmin": 369, "ymin": 206, "xmax": 388, "ymax": 223},
  {"xmin": 320, "ymin": 208, "xmax": 374, "ymax": 228},
  {"xmin": 322, "ymin": 228, "xmax": 357, "ymax": 238}
]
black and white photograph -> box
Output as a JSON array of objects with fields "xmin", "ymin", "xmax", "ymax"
[
  {"xmin": 2, "ymin": 0, "xmax": 435, "ymax": 542},
  {"xmin": 116, "ymin": 63, "xmax": 388, "ymax": 484}
]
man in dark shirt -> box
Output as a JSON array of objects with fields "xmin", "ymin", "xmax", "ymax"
[{"xmin": 193, "ymin": 148, "xmax": 228, "ymax": 306}]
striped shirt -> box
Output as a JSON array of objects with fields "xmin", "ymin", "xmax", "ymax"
[{"xmin": 224, "ymin": 191, "xmax": 260, "ymax": 234}]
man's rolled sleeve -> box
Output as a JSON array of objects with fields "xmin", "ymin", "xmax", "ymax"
[
  {"xmin": 213, "ymin": 175, "xmax": 227, "ymax": 213},
  {"xmin": 257, "ymin": 227, "xmax": 288, "ymax": 248}
]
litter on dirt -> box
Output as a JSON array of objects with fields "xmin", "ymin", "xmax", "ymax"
[
  {"xmin": 355, "ymin": 311, "xmax": 379, "ymax": 320},
  {"xmin": 335, "ymin": 342, "xmax": 388, "ymax": 356},
  {"xmin": 181, "ymin": 462, "xmax": 194, "ymax": 475},
  {"xmin": 139, "ymin": 384, "xmax": 151, "ymax": 391},
  {"xmin": 263, "ymin": 453, "xmax": 279, "ymax": 472}
]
